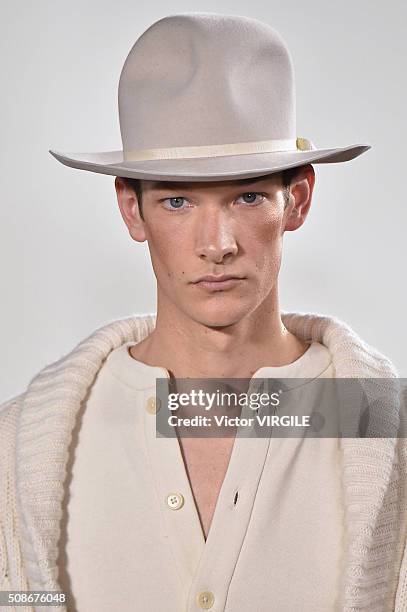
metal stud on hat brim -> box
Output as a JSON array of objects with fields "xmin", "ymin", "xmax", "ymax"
[{"xmin": 49, "ymin": 13, "xmax": 371, "ymax": 182}]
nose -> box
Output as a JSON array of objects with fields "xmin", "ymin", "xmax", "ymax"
[{"xmin": 194, "ymin": 206, "xmax": 238, "ymax": 263}]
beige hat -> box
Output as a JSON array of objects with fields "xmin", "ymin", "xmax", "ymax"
[{"xmin": 50, "ymin": 13, "xmax": 370, "ymax": 182}]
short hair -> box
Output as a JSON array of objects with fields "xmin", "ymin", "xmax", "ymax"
[{"xmin": 120, "ymin": 166, "xmax": 303, "ymax": 221}]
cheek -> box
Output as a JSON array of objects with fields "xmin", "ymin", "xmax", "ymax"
[
  {"xmin": 145, "ymin": 225, "xmax": 188, "ymax": 280},
  {"xmin": 243, "ymin": 209, "xmax": 284, "ymax": 270}
]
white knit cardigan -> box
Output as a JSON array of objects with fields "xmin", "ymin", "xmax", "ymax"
[{"xmin": 1, "ymin": 311, "xmax": 407, "ymax": 612}]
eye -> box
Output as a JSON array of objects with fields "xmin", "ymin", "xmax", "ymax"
[
  {"xmin": 161, "ymin": 196, "xmax": 190, "ymax": 212},
  {"xmin": 236, "ymin": 192, "xmax": 266, "ymax": 206}
]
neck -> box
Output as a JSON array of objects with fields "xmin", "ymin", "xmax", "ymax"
[{"xmin": 130, "ymin": 288, "xmax": 310, "ymax": 378}]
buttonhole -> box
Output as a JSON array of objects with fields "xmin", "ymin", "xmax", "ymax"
[{"xmin": 233, "ymin": 491, "xmax": 239, "ymax": 506}]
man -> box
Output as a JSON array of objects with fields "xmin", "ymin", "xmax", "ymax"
[{"xmin": 1, "ymin": 12, "xmax": 406, "ymax": 612}]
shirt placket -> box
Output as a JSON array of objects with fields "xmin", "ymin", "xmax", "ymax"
[
  {"xmin": 143, "ymin": 377, "xmax": 272, "ymax": 611},
  {"xmin": 143, "ymin": 384, "xmax": 206, "ymax": 601}
]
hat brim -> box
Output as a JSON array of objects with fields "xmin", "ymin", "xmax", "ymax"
[{"xmin": 49, "ymin": 144, "xmax": 370, "ymax": 182}]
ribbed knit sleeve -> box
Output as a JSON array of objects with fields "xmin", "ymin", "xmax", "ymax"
[
  {"xmin": 0, "ymin": 396, "xmax": 34, "ymax": 612},
  {"xmin": 394, "ymin": 386, "xmax": 407, "ymax": 610}
]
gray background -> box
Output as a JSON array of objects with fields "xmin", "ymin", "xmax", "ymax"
[{"xmin": 1, "ymin": 0, "xmax": 406, "ymax": 401}]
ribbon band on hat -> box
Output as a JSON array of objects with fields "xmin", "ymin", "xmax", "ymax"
[{"xmin": 123, "ymin": 137, "xmax": 315, "ymax": 162}]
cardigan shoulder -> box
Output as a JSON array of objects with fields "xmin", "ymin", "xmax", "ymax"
[{"xmin": 0, "ymin": 393, "xmax": 23, "ymax": 416}]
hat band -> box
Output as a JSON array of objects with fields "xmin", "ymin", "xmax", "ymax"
[{"xmin": 123, "ymin": 137, "xmax": 314, "ymax": 162}]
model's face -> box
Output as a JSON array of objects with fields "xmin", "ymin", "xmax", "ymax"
[{"xmin": 117, "ymin": 171, "xmax": 313, "ymax": 327}]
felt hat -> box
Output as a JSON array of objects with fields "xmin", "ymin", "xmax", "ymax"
[{"xmin": 50, "ymin": 13, "xmax": 370, "ymax": 182}]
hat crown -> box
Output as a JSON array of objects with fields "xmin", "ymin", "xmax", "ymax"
[{"xmin": 118, "ymin": 13, "xmax": 296, "ymax": 152}]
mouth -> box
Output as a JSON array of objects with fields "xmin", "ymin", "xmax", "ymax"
[{"xmin": 192, "ymin": 274, "xmax": 246, "ymax": 292}]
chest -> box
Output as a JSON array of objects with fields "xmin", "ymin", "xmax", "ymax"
[{"xmin": 177, "ymin": 436, "xmax": 236, "ymax": 540}]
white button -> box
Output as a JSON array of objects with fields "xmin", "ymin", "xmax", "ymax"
[
  {"xmin": 166, "ymin": 492, "xmax": 184, "ymax": 510},
  {"xmin": 146, "ymin": 396, "xmax": 161, "ymax": 414},
  {"xmin": 197, "ymin": 591, "xmax": 215, "ymax": 609}
]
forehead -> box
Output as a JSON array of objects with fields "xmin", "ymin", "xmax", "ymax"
[{"xmin": 142, "ymin": 173, "xmax": 282, "ymax": 193}]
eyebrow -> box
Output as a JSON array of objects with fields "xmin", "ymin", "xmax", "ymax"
[{"xmin": 147, "ymin": 175, "xmax": 275, "ymax": 191}]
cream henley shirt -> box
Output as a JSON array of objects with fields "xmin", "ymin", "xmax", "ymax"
[{"xmin": 58, "ymin": 340, "xmax": 344, "ymax": 612}]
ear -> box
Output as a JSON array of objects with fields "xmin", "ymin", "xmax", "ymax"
[
  {"xmin": 115, "ymin": 177, "xmax": 147, "ymax": 242},
  {"xmin": 284, "ymin": 165, "xmax": 315, "ymax": 232}
]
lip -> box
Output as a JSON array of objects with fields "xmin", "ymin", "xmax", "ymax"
[{"xmin": 193, "ymin": 274, "xmax": 245, "ymax": 291}]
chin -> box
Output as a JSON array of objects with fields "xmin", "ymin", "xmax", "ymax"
[{"xmin": 188, "ymin": 301, "xmax": 253, "ymax": 328}]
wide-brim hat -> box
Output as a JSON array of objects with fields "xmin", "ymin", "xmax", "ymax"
[{"xmin": 50, "ymin": 13, "xmax": 370, "ymax": 182}]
